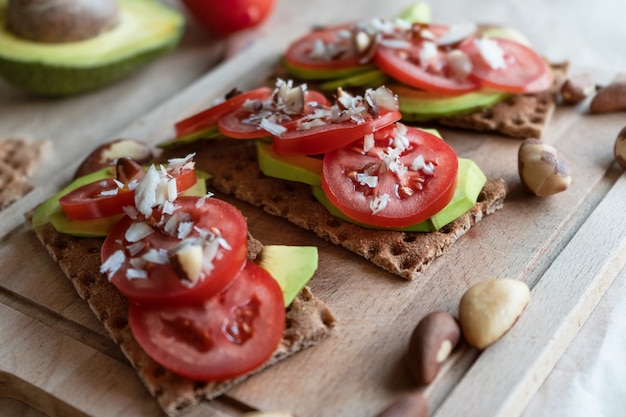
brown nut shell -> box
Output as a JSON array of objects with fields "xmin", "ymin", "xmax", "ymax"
[
  {"xmin": 560, "ymin": 73, "xmax": 595, "ymax": 105},
  {"xmin": 518, "ymin": 138, "xmax": 572, "ymax": 197},
  {"xmin": 74, "ymin": 139, "xmax": 156, "ymax": 179},
  {"xmin": 375, "ymin": 393, "xmax": 429, "ymax": 417},
  {"xmin": 407, "ymin": 311, "xmax": 460, "ymax": 385},
  {"xmin": 589, "ymin": 80, "xmax": 626, "ymax": 114},
  {"xmin": 458, "ymin": 278, "xmax": 530, "ymax": 350}
]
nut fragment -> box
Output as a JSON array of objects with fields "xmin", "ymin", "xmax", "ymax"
[
  {"xmin": 407, "ymin": 311, "xmax": 460, "ymax": 385},
  {"xmin": 615, "ymin": 126, "xmax": 626, "ymax": 169},
  {"xmin": 589, "ymin": 80, "xmax": 626, "ymax": 114},
  {"xmin": 560, "ymin": 73, "xmax": 595, "ymax": 105},
  {"xmin": 458, "ymin": 278, "xmax": 530, "ymax": 350},
  {"xmin": 374, "ymin": 393, "xmax": 429, "ymax": 417},
  {"xmin": 518, "ymin": 138, "xmax": 571, "ymax": 197}
]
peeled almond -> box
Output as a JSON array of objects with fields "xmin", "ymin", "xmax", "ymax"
[{"xmin": 458, "ymin": 279, "xmax": 530, "ymax": 350}]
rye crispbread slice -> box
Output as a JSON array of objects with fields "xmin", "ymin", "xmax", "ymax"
[
  {"xmin": 30, "ymin": 220, "xmax": 335, "ymax": 417},
  {"xmin": 0, "ymin": 138, "xmax": 47, "ymax": 209},
  {"xmin": 163, "ymin": 139, "xmax": 507, "ymax": 281},
  {"xmin": 435, "ymin": 63, "xmax": 569, "ymax": 138}
]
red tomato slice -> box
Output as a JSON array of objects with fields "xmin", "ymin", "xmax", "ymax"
[
  {"xmin": 59, "ymin": 168, "xmax": 197, "ymax": 221},
  {"xmin": 218, "ymin": 90, "xmax": 329, "ymax": 139},
  {"xmin": 375, "ymin": 43, "xmax": 479, "ymax": 94},
  {"xmin": 284, "ymin": 24, "xmax": 365, "ymax": 74},
  {"xmin": 321, "ymin": 124, "xmax": 458, "ymax": 228},
  {"xmin": 101, "ymin": 196, "xmax": 248, "ymax": 305},
  {"xmin": 129, "ymin": 261, "xmax": 285, "ymax": 381},
  {"xmin": 460, "ymin": 37, "xmax": 553, "ymax": 93},
  {"xmin": 272, "ymin": 109, "xmax": 402, "ymax": 156},
  {"xmin": 174, "ymin": 87, "xmax": 272, "ymax": 139}
]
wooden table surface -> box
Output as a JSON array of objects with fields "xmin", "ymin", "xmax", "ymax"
[{"xmin": 1, "ymin": 1, "xmax": 625, "ymax": 416}]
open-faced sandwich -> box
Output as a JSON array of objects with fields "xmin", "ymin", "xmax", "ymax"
[
  {"xmin": 27, "ymin": 152, "xmax": 335, "ymax": 416},
  {"xmin": 160, "ymin": 78, "xmax": 507, "ymax": 280},
  {"xmin": 276, "ymin": 3, "xmax": 566, "ymax": 138}
]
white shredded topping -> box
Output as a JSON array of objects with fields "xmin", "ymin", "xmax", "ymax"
[
  {"xmin": 448, "ymin": 49, "xmax": 473, "ymax": 80},
  {"xmin": 126, "ymin": 268, "xmax": 148, "ymax": 280},
  {"xmin": 260, "ymin": 118, "xmax": 288, "ymax": 136},
  {"xmin": 419, "ymin": 41, "xmax": 439, "ymax": 69},
  {"xmin": 126, "ymin": 241, "xmax": 146, "ymax": 257},
  {"xmin": 142, "ymin": 248, "xmax": 169, "ymax": 264},
  {"xmin": 475, "ymin": 37, "xmax": 506, "ymax": 70},
  {"xmin": 370, "ymin": 194, "xmax": 390, "ymax": 214},
  {"xmin": 411, "ymin": 154, "xmax": 435, "ymax": 174},
  {"xmin": 100, "ymin": 188, "xmax": 119, "ymax": 196},
  {"xmin": 356, "ymin": 173, "xmax": 378, "ymax": 188},
  {"xmin": 177, "ymin": 221, "xmax": 194, "ymax": 240},
  {"xmin": 125, "ymin": 222, "xmax": 154, "ymax": 243},
  {"xmin": 167, "ymin": 153, "xmax": 196, "ymax": 175},
  {"xmin": 363, "ymin": 133, "xmax": 375, "ymax": 153},
  {"xmin": 100, "ymin": 250, "xmax": 126, "ymax": 281}
]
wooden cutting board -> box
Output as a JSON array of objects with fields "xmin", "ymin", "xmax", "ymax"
[{"xmin": 2, "ymin": 1, "xmax": 626, "ymax": 416}]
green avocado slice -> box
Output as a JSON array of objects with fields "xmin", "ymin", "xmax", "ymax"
[
  {"xmin": 31, "ymin": 168, "xmax": 209, "ymax": 237},
  {"xmin": 319, "ymin": 69, "xmax": 389, "ymax": 91},
  {"xmin": 0, "ymin": 0, "xmax": 184, "ymax": 96},
  {"xmin": 394, "ymin": 86, "xmax": 510, "ymax": 121},
  {"xmin": 257, "ymin": 245, "xmax": 318, "ymax": 307},
  {"xmin": 257, "ymin": 141, "xmax": 323, "ymax": 186}
]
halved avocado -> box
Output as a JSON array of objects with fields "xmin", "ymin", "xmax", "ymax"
[{"xmin": 0, "ymin": 0, "xmax": 184, "ymax": 96}]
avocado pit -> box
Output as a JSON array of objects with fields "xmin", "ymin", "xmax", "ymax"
[{"xmin": 6, "ymin": 0, "xmax": 119, "ymax": 43}]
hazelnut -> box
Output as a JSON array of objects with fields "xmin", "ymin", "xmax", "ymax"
[
  {"xmin": 560, "ymin": 73, "xmax": 595, "ymax": 105},
  {"xmin": 407, "ymin": 311, "xmax": 460, "ymax": 385},
  {"xmin": 518, "ymin": 138, "xmax": 572, "ymax": 197},
  {"xmin": 374, "ymin": 393, "xmax": 428, "ymax": 417},
  {"xmin": 589, "ymin": 79, "xmax": 626, "ymax": 114},
  {"xmin": 458, "ymin": 279, "xmax": 530, "ymax": 350},
  {"xmin": 169, "ymin": 239, "xmax": 204, "ymax": 284},
  {"xmin": 614, "ymin": 126, "xmax": 626, "ymax": 169}
]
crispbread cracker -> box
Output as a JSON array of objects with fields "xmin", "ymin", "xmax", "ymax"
[
  {"xmin": 165, "ymin": 139, "xmax": 507, "ymax": 280},
  {"xmin": 30, "ymin": 220, "xmax": 335, "ymax": 417},
  {"xmin": 0, "ymin": 138, "xmax": 47, "ymax": 209},
  {"xmin": 436, "ymin": 63, "xmax": 569, "ymax": 138}
]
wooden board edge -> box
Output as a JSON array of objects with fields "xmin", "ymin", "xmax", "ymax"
[{"xmin": 432, "ymin": 172, "xmax": 626, "ymax": 417}]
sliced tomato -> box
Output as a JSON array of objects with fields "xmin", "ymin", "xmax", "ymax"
[
  {"xmin": 375, "ymin": 43, "xmax": 479, "ymax": 94},
  {"xmin": 272, "ymin": 109, "xmax": 401, "ymax": 155},
  {"xmin": 284, "ymin": 24, "xmax": 367, "ymax": 77},
  {"xmin": 218, "ymin": 90, "xmax": 329, "ymax": 139},
  {"xmin": 101, "ymin": 196, "xmax": 248, "ymax": 305},
  {"xmin": 321, "ymin": 123, "xmax": 458, "ymax": 228},
  {"xmin": 460, "ymin": 37, "xmax": 553, "ymax": 93},
  {"xmin": 59, "ymin": 168, "xmax": 197, "ymax": 221},
  {"xmin": 129, "ymin": 261, "xmax": 285, "ymax": 381},
  {"xmin": 174, "ymin": 87, "xmax": 272, "ymax": 139}
]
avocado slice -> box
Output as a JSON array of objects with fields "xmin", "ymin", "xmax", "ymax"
[
  {"xmin": 257, "ymin": 245, "xmax": 318, "ymax": 307},
  {"xmin": 394, "ymin": 86, "xmax": 510, "ymax": 121},
  {"xmin": 31, "ymin": 168, "xmax": 209, "ymax": 237},
  {"xmin": 397, "ymin": 1, "xmax": 431, "ymax": 24},
  {"xmin": 319, "ymin": 69, "xmax": 389, "ymax": 91},
  {"xmin": 0, "ymin": 0, "xmax": 184, "ymax": 96},
  {"xmin": 256, "ymin": 141, "xmax": 323, "ymax": 186}
]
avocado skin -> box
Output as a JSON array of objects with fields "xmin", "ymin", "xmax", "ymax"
[
  {"xmin": 0, "ymin": 0, "xmax": 184, "ymax": 97},
  {"xmin": 0, "ymin": 44, "xmax": 178, "ymax": 97}
]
